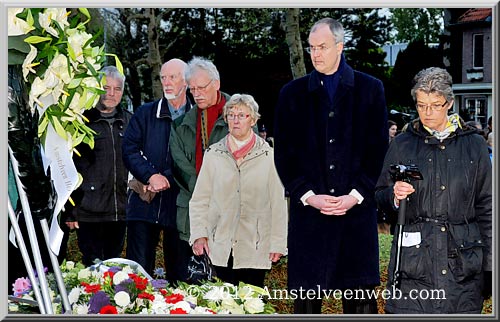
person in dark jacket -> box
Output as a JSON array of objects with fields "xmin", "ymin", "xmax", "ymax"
[
  {"xmin": 122, "ymin": 58, "xmax": 193, "ymax": 281},
  {"xmin": 64, "ymin": 66, "xmax": 132, "ymax": 266},
  {"xmin": 375, "ymin": 67, "xmax": 492, "ymax": 313},
  {"xmin": 273, "ymin": 18, "xmax": 388, "ymax": 314}
]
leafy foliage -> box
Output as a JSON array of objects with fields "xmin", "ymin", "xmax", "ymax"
[{"xmin": 390, "ymin": 8, "xmax": 444, "ymax": 44}]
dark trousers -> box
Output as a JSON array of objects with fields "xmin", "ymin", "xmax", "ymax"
[
  {"xmin": 126, "ymin": 221, "xmax": 191, "ymax": 284},
  {"xmin": 293, "ymin": 285, "xmax": 378, "ymax": 314},
  {"xmin": 213, "ymin": 254, "xmax": 268, "ymax": 287},
  {"xmin": 162, "ymin": 227, "xmax": 192, "ymax": 285},
  {"xmin": 77, "ymin": 221, "xmax": 126, "ymax": 266}
]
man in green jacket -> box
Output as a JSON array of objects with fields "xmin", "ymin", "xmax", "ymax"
[{"xmin": 169, "ymin": 56, "xmax": 231, "ymax": 276}]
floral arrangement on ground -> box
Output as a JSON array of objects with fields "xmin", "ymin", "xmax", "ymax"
[{"xmin": 9, "ymin": 260, "xmax": 276, "ymax": 315}]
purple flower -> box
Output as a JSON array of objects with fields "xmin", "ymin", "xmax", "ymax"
[
  {"xmin": 151, "ymin": 279, "xmax": 167, "ymax": 290},
  {"xmin": 32, "ymin": 267, "xmax": 48, "ymax": 278},
  {"xmin": 88, "ymin": 291, "xmax": 111, "ymax": 314},
  {"xmin": 114, "ymin": 279, "xmax": 133, "ymax": 294},
  {"xmin": 108, "ymin": 266, "xmax": 122, "ymax": 274}
]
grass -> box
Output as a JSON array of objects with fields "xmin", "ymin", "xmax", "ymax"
[{"xmin": 65, "ymin": 231, "xmax": 492, "ymax": 314}]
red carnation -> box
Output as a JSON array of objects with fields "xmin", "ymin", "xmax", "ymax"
[
  {"xmin": 103, "ymin": 271, "xmax": 115, "ymax": 280},
  {"xmin": 169, "ymin": 308, "xmax": 187, "ymax": 314},
  {"xmin": 100, "ymin": 305, "xmax": 118, "ymax": 314},
  {"xmin": 84, "ymin": 283, "xmax": 102, "ymax": 294},
  {"xmin": 132, "ymin": 276, "xmax": 148, "ymax": 290},
  {"xmin": 138, "ymin": 292, "xmax": 155, "ymax": 301},
  {"xmin": 165, "ymin": 293, "xmax": 184, "ymax": 304}
]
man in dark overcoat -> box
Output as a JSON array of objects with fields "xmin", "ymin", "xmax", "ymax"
[{"xmin": 274, "ymin": 18, "xmax": 388, "ymax": 314}]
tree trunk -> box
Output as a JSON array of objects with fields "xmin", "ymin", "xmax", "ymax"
[
  {"xmin": 146, "ymin": 8, "xmax": 163, "ymax": 99},
  {"xmin": 283, "ymin": 9, "xmax": 306, "ymax": 79}
]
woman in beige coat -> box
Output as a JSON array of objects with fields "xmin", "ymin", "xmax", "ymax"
[{"xmin": 189, "ymin": 94, "xmax": 287, "ymax": 287}]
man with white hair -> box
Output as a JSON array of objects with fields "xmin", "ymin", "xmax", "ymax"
[{"xmin": 122, "ymin": 58, "xmax": 192, "ymax": 283}]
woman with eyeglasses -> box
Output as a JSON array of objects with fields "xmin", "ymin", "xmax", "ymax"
[
  {"xmin": 188, "ymin": 93, "xmax": 287, "ymax": 287},
  {"xmin": 375, "ymin": 67, "xmax": 492, "ymax": 314}
]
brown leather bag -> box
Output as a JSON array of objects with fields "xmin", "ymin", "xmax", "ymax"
[{"xmin": 128, "ymin": 178, "xmax": 156, "ymax": 203}]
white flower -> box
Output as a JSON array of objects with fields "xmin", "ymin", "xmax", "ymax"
[
  {"xmin": 243, "ymin": 297, "xmax": 265, "ymax": 314},
  {"xmin": 67, "ymin": 29, "xmax": 92, "ymax": 64},
  {"xmin": 203, "ymin": 286, "xmax": 231, "ymax": 301},
  {"xmin": 151, "ymin": 297, "xmax": 169, "ymax": 314},
  {"xmin": 29, "ymin": 77, "xmax": 50, "ymax": 109},
  {"xmin": 121, "ymin": 265, "xmax": 134, "ymax": 274},
  {"xmin": 77, "ymin": 268, "xmax": 91, "ymax": 280},
  {"xmin": 66, "ymin": 261, "xmax": 75, "ymax": 270},
  {"xmin": 183, "ymin": 294, "xmax": 198, "ymax": 306},
  {"xmin": 85, "ymin": 55, "xmax": 102, "ymax": 75},
  {"xmin": 8, "ymin": 8, "xmax": 34, "ymax": 36},
  {"xmin": 113, "ymin": 271, "xmax": 129, "ymax": 285},
  {"xmin": 65, "ymin": 92, "xmax": 82, "ymax": 115},
  {"xmin": 42, "ymin": 70, "xmax": 64, "ymax": 106},
  {"xmin": 48, "ymin": 53, "xmax": 73, "ymax": 84},
  {"xmin": 73, "ymin": 303, "xmax": 89, "ymax": 314},
  {"xmin": 221, "ymin": 298, "xmax": 245, "ymax": 314},
  {"xmin": 22, "ymin": 45, "xmax": 38, "ymax": 81},
  {"xmin": 237, "ymin": 285, "xmax": 254, "ymax": 300},
  {"xmin": 172, "ymin": 301, "xmax": 192, "ymax": 313},
  {"xmin": 38, "ymin": 8, "xmax": 69, "ymax": 38},
  {"xmin": 192, "ymin": 306, "xmax": 216, "ymax": 314},
  {"xmin": 68, "ymin": 287, "xmax": 81, "ymax": 304},
  {"xmin": 114, "ymin": 291, "xmax": 131, "ymax": 307}
]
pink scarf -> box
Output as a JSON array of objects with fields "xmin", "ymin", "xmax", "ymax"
[{"xmin": 227, "ymin": 133, "xmax": 256, "ymax": 160}]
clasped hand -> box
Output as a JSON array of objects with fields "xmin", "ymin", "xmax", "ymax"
[
  {"xmin": 306, "ymin": 194, "xmax": 358, "ymax": 215},
  {"xmin": 146, "ymin": 173, "xmax": 170, "ymax": 192}
]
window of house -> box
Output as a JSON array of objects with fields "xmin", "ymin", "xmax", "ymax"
[
  {"xmin": 473, "ymin": 34, "xmax": 484, "ymax": 68},
  {"xmin": 465, "ymin": 97, "xmax": 487, "ymax": 127}
]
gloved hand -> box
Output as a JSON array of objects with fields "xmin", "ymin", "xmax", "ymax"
[{"xmin": 482, "ymin": 271, "xmax": 492, "ymax": 299}]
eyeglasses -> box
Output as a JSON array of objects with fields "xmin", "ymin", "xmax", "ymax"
[
  {"xmin": 305, "ymin": 44, "xmax": 331, "ymax": 54},
  {"xmin": 415, "ymin": 101, "xmax": 449, "ymax": 112},
  {"xmin": 188, "ymin": 79, "xmax": 213, "ymax": 93},
  {"xmin": 226, "ymin": 113, "xmax": 250, "ymax": 121}
]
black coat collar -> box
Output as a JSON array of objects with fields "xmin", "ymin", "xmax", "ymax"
[{"xmin": 307, "ymin": 54, "xmax": 354, "ymax": 93}]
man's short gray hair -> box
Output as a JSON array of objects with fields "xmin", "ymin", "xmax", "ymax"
[
  {"xmin": 185, "ymin": 56, "xmax": 220, "ymax": 82},
  {"xmin": 411, "ymin": 67, "xmax": 454, "ymax": 103},
  {"xmin": 310, "ymin": 17, "xmax": 344, "ymax": 44},
  {"xmin": 223, "ymin": 94, "xmax": 261, "ymax": 122},
  {"xmin": 101, "ymin": 65, "xmax": 125, "ymax": 86}
]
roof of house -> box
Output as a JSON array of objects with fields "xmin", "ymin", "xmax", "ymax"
[{"xmin": 458, "ymin": 8, "xmax": 492, "ymax": 23}]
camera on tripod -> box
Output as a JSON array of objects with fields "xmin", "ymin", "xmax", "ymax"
[{"xmin": 389, "ymin": 164, "xmax": 423, "ymax": 183}]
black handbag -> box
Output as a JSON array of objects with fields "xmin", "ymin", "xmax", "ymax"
[{"xmin": 186, "ymin": 250, "xmax": 217, "ymax": 284}]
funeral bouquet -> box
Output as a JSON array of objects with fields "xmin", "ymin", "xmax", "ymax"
[{"xmin": 9, "ymin": 259, "xmax": 275, "ymax": 315}]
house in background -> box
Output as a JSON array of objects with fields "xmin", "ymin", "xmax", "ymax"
[{"xmin": 444, "ymin": 8, "xmax": 493, "ymax": 129}]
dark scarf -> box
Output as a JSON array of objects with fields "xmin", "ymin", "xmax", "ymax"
[{"xmin": 320, "ymin": 54, "xmax": 346, "ymax": 104}]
